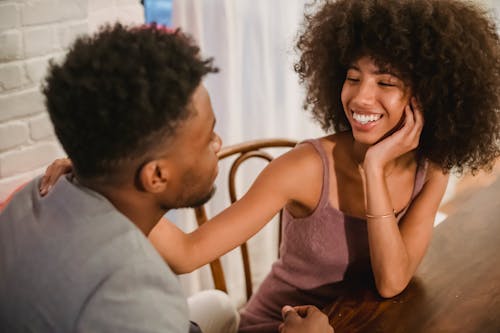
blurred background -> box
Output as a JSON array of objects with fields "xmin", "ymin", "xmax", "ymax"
[{"xmin": 0, "ymin": 0, "xmax": 498, "ymax": 307}]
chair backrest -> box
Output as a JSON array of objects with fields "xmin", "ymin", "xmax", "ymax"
[{"xmin": 194, "ymin": 138, "xmax": 297, "ymax": 301}]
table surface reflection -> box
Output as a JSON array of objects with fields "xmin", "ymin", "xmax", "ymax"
[{"xmin": 324, "ymin": 178, "xmax": 500, "ymax": 333}]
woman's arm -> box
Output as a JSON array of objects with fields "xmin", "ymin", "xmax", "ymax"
[
  {"xmin": 149, "ymin": 144, "xmax": 323, "ymax": 273},
  {"xmin": 39, "ymin": 145, "xmax": 324, "ymax": 274},
  {"xmin": 363, "ymin": 101, "xmax": 449, "ymax": 297},
  {"xmin": 364, "ymin": 163, "xmax": 448, "ymax": 297}
]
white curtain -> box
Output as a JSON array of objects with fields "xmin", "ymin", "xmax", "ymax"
[{"xmin": 169, "ymin": 0, "xmax": 322, "ymax": 307}]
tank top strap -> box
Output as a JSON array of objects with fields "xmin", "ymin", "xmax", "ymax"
[
  {"xmin": 411, "ymin": 159, "xmax": 429, "ymax": 200},
  {"xmin": 299, "ymin": 138, "xmax": 331, "ymax": 211},
  {"xmin": 395, "ymin": 159, "xmax": 429, "ymax": 220}
]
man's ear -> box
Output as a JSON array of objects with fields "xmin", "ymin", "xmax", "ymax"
[{"xmin": 138, "ymin": 160, "xmax": 170, "ymax": 193}]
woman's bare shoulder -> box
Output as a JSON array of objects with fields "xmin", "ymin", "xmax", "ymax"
[
  {"xmin": 283, "ymin": 137, "xmax": 329, "ymax": 171},
  {"xmin": 279, "ymin": 133, "xmax": 352, "ymax": 180},
  {"xmin": 279, "ymin": 137, "xmax": 335, "ymax": 207},
  {"xmin": 424, "ymin": 160, "xmax": 450, "ymax": 184}
]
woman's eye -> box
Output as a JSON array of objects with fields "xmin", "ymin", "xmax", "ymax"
[
  {"xmin": 346, "ymin": 77, "xmax": 359, "ymax": 82},
  {"xmin": 379, "ymin": 81, "xmax": 396, "ymax": 87}
]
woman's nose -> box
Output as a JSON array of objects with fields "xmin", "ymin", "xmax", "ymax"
[
  {"xmin": 352, "ymin": 81, "xmax": 376, "ymax": 106},
  {"xmin": 213, "ymin": 133, "xmax": 222, "ymax": 153}
]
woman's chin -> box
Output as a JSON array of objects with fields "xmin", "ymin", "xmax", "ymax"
[{"xmin": 351, "ymin": 131, "xmax": 382, "ymax": 146}]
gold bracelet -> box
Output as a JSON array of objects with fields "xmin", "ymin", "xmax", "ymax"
[{"xmin": 365, "ymin": 210, "xmax": 396, "ymax": 219}]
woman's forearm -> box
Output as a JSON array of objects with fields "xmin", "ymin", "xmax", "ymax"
[
  {"xmin": 363, "ymin": 166, "xmax": 412, "ymax": 297},
  {"xmin": 148, "ymin": 218, "xmax": 201, "ymax": 273}
]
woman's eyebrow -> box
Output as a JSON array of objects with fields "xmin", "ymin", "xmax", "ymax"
[
  {"xmin": 347, "ymin": 64, "xmax": 401, "ymax": 79},
  {"xmin": 373, "ymin": 64, "xmax": 401, "ymax": 76},
  {"xmin": 374, "ymin": 69, "xmax": 396, "ymax": 75},
  {"xmin": 375, "ymin": 69, "xmax": 404, "ymax": 82}
]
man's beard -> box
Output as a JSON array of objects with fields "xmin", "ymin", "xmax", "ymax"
[
  {"xmin": 187, "ymin": 185, "xmax": 217, "ymax": 208},
  {"xmin": 160, "ymin": 185, "xmax": 217, "ymax": 211}
]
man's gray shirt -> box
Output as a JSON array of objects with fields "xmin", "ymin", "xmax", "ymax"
[{"xmin": 0, "ymin": 176, "xmax": 189, "ymax": 332}]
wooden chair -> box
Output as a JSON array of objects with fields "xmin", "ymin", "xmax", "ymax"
[{"xmin": 193, "ymin": 138, "xmax": 297, "ymax": 301}]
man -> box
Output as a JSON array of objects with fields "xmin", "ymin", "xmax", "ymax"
[{"xmin": 0, "ymin": 24, "xmax": 332, "ymax": 332}]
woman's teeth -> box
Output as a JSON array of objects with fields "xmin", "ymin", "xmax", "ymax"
[{"xmin": 352, "ymin": 112, "xmax": 382, "ymax": 125}]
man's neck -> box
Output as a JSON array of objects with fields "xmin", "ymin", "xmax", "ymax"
[{"xmin": 79, "ymin": 177, "xmax": 166, "ymax": 236}]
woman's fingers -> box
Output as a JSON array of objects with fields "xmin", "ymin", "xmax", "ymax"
[
  {"xmin": 412, "ymin": 98, "xmax": 424, "ymax": 132},
  {"xmin": 39, "ymin": 163, "xmax": 56, "ymax": 196},
  {"xmin": 407, "ymin": 98, "xmax": 424, "ymax": 148},
  {"xmin": 39, "ymin": 176, "xmax": 50, "ymax": 196},
  {"xmin": 364, "ymin": 97, "xmax": 425, "ymax": 169},
  {"xmin": 39, "ymin": 158, "xmax": 73, "ymax": 196},
  {"xmin": 396, "ymin": 98, "xmax": 423, "ymax": 150}
]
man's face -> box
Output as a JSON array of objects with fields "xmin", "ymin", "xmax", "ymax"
[{"xmin": 164, "ymin": 84, "xmax": 222, "ymax": 208}]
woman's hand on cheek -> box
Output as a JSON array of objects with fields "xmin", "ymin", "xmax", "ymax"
[{"xmin": 364, "ymin": 98, "xmax": 424, "ymax": 173}]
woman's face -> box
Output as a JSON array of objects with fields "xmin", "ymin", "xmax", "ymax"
[{"xmin": 341, "ymin": 56, "xmax": 411, "ymax": 145}]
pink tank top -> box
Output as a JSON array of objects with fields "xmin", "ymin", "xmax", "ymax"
[
  {"xmin": 273, "ymin": 138, "xmax": 428, "ymax": 289},
  {"xmin": 238, "ymin": 138, "xmax": 428, "ymax": 333}
]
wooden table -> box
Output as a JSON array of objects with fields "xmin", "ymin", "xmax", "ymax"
[{"xmin": 323, "ymin": 178, "xmax": 500, "ymax": 332}]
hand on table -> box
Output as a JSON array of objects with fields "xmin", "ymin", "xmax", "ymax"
[{"xmin": 279, "ymin": 305, "xmax": 334, "ymax": 333}]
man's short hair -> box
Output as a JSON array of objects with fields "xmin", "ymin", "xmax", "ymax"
[{"xmin": 43, "ymin": 23, "xmax": 218, "ymax": 179}]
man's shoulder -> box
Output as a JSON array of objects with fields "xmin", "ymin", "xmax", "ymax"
[
  {"xmin": 0, "ymin": 177, "xmax": 40, "ymax": 222},
  {"xmin": 76, "ymin": 247, "xmax": 189, "ymax": 332},
  {"xmin": 0, "ymin": 177, "xmax": 188, "ymax": 332}
]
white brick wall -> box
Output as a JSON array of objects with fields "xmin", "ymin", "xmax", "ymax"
[
  {"xmin": 24, "ymin": 26, "xmax": 60, "ymax": 57},
  {"xmin": 0, "ymin": 62, "xmax": 27, "ymax": 90},
  {"xmin": 0, "ymin": 121, "xmax": 29, "ymax": 150},
  {"xmin": 21, "ymin": 0, "xmax": 60, "ymax": 26},
  {"xmin": 0, "ymin": 0, "xmax": 144, "ymax": 202},
  {"xmin": 0, "ymin": 3, "xmax": 20, "ymax": 31},
  {"xmin": 0, "ymin": 30, "xmax": 24, "ymax": 61}
]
